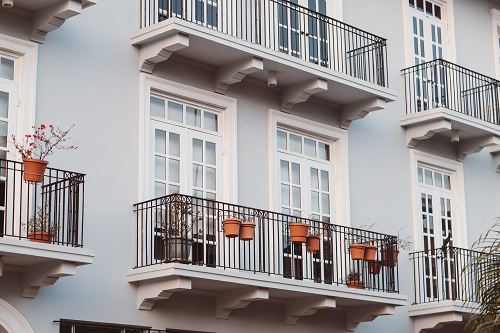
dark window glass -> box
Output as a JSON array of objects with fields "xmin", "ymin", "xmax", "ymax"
[
  {"xmin": 425, "ymin": 1, "xmax": 433, "ymax": 15},
  {"xmin": 417, "ymin": 0, "xmax": 424, "ymax": 11},
  {"xmin": 434, "ymin": 5, "xmax": 441, "ymax": 19},
  {"xmin": 409, "ymin": 0, "xmax": 415, "ymax": 7}
]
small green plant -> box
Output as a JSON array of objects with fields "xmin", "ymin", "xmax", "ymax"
[
  {"xmin": 347, "ymin": 270, "xmax": 361, "ymax": 282},
  {"xmin": 22, "ymin": 202, "xmax": 60, "ymax": 235},
  {"xmin": 156, "ymin": 201, "xmax": 202, "ymax": 238}
]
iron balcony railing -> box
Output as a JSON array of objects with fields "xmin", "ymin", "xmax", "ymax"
[
  {"xmin": 141, "ymin": 0, "xmax": 388, "ymax": 87},
  {"xmin": 134, "ymin": 194, "xmax": 400, "ymax": 293},
  {"xmin": 0, "ymin": 159, "xmax": 85, "ymax": 247},
  {"xmin": 402, "ymin": 59, "xmax": 500, "ymax": 125},
  {"xmin": 410, "ymin": 246, "xmax": 495, "ymax": 304}
]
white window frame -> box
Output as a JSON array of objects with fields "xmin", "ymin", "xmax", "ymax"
[
  {"xmin": 139, "ymin": 74, "xmax": 238, "ymax": 204},
  {"xmin": 490, "ymin": 8, "xmax": 500, "ymax": 80},
  {"xmin": 409, "ymin": 150, "xmax": 467, "ymax": 251},
  {"xmin": 402, "ymin": 0, "xmax": 457, "ymax": 68},
  {"xmin": 268, "ymin": 109, "xmax": 350, "ymax": 226}
]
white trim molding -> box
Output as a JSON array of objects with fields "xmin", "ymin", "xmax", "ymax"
[
  {"xmin": 0, "ymin": 298, "xmax": 34, "ymax": 333},
  {"xmin": 409, "ymin": 150, "xmax": 468, "ymax": 251},
  {"xmin": 139, "ymin": 74, "xmax": 238, "ymax": 204},
  {"xmin": 268, "ymin": 109, "xmax": 350, "ymax": 226}
]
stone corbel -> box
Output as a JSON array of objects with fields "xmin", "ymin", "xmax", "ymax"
[
  {"xmin": 284, "ymin": 296, "xmax": 336, "ymax": 325},
  {"xmin": 280, "ymin": 78, "xmax": 328, "ymax": 113},
  {"xmin": 345, "ymin": 304, "xmax": 395, "ymax": 332},
  {"xmin": 139, "ymin": 32, "xmax": 190, "ymax": 74},
  {"xmin": 215, "ymin": 287, "xmax": 269, "ymax": 319},
  {"xmin": 340, "ymin": 97, "xmax": 386, "ymax": 129},
  {"xmin": 491, "ymin": 146, "xmax": 500, "ymax": 173},
  {"xmin": 22, "ymin": 260, "xmax": 77, "ymax": 298},
  {"xmin": 214, "ymin": 57, "xmax": 263, "ymax": 94},
  {"xmin": 404, "ymin": 119, "xmax": 452, "ymax": 149},
  {"xmin": 457, "ymin": 135, "xmax": 500, "ymax": 162},
  {"xmin": 414, "ymin": 312, "xmax": 464, "ymax": 333},
  {"xmin": 137, "ymin": 276, "xmax": 192, "ymax": 310},
  {"xmin": 31, "ymin": 0, "xmax": 85, "ymax": 44}
]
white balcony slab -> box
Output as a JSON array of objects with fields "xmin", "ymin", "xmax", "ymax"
[
  {"xmin": 127, "ymin": 263, "xmax": 407, "ymax": 328},
  {"xmin": 408, "ymin": 301, "xmax": 477, "ymax": 333},
  {"xmin": 0, "ymin": 237, "xmax": 95, "ymax": 298}
]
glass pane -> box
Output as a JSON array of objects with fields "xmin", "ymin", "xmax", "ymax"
[
  {"xmin": 426, "ymin": 1, "xmax": 432, "ymax": 15},
  {"xmin": 193, "ymin": 139, "xmax": 203, "ymax": 162},
  {"xmin": 0, "ymin": 58, "xmax": 14, "ymax": 80},
  {"xmin": 291, "ymin": 163, "xmax": 300, "ymax": 185},
  {"xmin": 0, "ymin": 92, "xmax": 7, "ymax": 118},
  {"xmin": 150, "ymin": 97, "xmax": 165, "ymax": 117},
  {"xmin": 447, "ymin": 199, "xmax": 451, "ymax": 217},
  {"xmin": 169, "ymin": 159, "xmax": 180, "ymax": 182},
  {"xmin": 281, "ymin": 160, "xmax": 289, "ymax": 182},
  {"xmin": 419, "ymin": 19, "xmax": 424, "ymax": 37},
  {"xmin": 206, "ymin": 167, "xmax": 216, "ymax": 190},
  {"xmin": 282, "ymin": 207, "xmax": 290, "ymax": 215},
  {"xmin": 311, "ymin": 191, "xmax": 319, "ymax": 212},
  {"xmin": 304, "ymin": 138, "xmax": 316, "ymax": 157},
  {"xmin": 193, "ymin": 190, "xmax": 203, "ymax": 198},
  {"xmin": 310, "ymin": 168, "xmax": 319, "ymax": 189},
  {"xmin": 169, "ymin": 133, "xmax": 180, "ymax": 157},
  {"xmin": 437, "ymin": 27, "xmax": 442, "ymax": 44},
  {"xmin": 321, "ymin": 170, "xmax": 329, "ymax": 191},
  {"xmin": 168, "ymin": 102, "xmax": 183, "ymax": 123},
  {"xmin": 418, "ymin": 167, "xmax": 423, "ymax": 183},
  {"xmin": 204, "ymin": 112, "xmax": 217, "ymax": 131},
  {"xmin": 206, "ymin": 192, "xmax": 216, "ymax": 200},
  {"xmin": 318, "ymin": 143, "xmax": 329, "ymax": 160},
  {"xmin": 429, "ymin": 216, "xmax": 434, "ymax": 234},
  {"xmin": 421, "ymin": 193, "xmax": 426, "ymax": 212},
  {"xmin": 425, "ymin": 169, "xmax": 432, "ymax": 185},
  {"xmin": 186, "ymin": 107, "xmax": 201, "ymax": 127},
  {"xmin": 423, "ymin": 215, "xmax": 427, "ymax": 233},
  {"xmin": 193, "ymin": 164, "xmax": 203, "ymax": 187},
  {"xmin": 435, "ymin": 5, "xmax": 441, "ymax": 19},
  {"xmin": 169, "ymin": 185, "xmax": 180, "ymax": 194},
  {"xmin": 444, "ymin": 175, "xmax": 451, "ymax": 189},
  {"xmin": 155, "ymin": 156, "xmax": 166, "ymax": 180},
  {"xmin": 155, "ymin": 130, "xmax": 166, "ymax": 154},
  {"xmin": 428, "ymin": 195, "xmax": 433, "ymax": 213},
  {"xmin": 206, "ymin": 142, "xmax": 215, "ymax": 165},
  {"xmin": 431, "ymin": 25, "xmax": 435, "ymax": 42},
  {"xmin": 292, "ymin": 186, "xmax": 301, "ymax": 208},
  {"xmin": 321, "ymin": 193, "xmax": 330, "ymax": 214},
  {"xmin": 413, "ymin": 17, "xmax": 417, "ymax": 34},
  {"xmin": 434, "ymin": 172, "xmax": 442, "ymax": 187},
  {"xmin": 155, "ymin": 182, "xmax": 166, "ymax": 197},
  {"xmin": 289, "ymin": 134, "xmax": 302, "ymax": 153},
  {"xmin": 441, "ymin": 198, "xmax": 445, "ymax": 216},
  {"xmin": 281, "ymin": 184, "xmax": 290, "ymax": 206},
  {"xmin": 420, "ymin": 40, "xmax": 425, "ymax": 57},
  {"xmin": 414, "ymin": 37, "xmax": 419, "ymax": 55},
  {"xmin": 277, "ymin": 131, "xmax": 287, "ymax": 149}
]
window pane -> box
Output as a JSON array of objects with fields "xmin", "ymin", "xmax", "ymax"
[
  {"xmin": 425, "ymin": 169, "xmax": 432, "ymax": 185},
  {"xmin": 441, "ymin": 198, "xmax": 445, "ymax": 216},
  {"xmin": 318, "ymin": 143, "xmax": 329, "ymax": 160},
  {"xmin": 310, "ymin": 168, "xmax": 319, "ymax": 189},
  {"xmin": 204, "ymin": 112, "xmax": 217, "ymax": 131},
  {"xmin": 292, "ymin": 186, "xmax": 301, "ymax": 208},
  {"xmin": 0, "ymin": 92, "xmax": 8, "ymax": 119},
  {"xmin": 206, "ymin": 192, "xmax": 216, "ymax": 200},
  {"xmin": 155, "ymin": 156, "xmax": 166, "ymax": 180},
  {"xmin": 206, "ymin": 142, "xmax": 216, "ymax": 165},
  {"xmin": 321, "ymin": 170, "xmax": 329, "ymax": 191},
  {"xmin": 421, "ymin": 193, "xmax": 426, "ymax": 212},
  {"xmin": 281, "ymin": 184, "xmax": 290, "ymax": 206},
  {"xmin": 418, "ymin": 167, "xmax": 423, "ymax": 183},
  {"xmin": 409, "ymin": 0, "xmax": 415, "ymax": 8},
  {"xmin": 193, "ymin": 164, "xmax": 203, "ymax": 187},
  {"xmin": 434, "ymin": 172, "xmax": 442, "ymax": 188},
  {"xmin": 168, "ymin": 102, "xmax": 183, "ymax": 122},
  {"xmin": 155, "ymin": 130, "xmax": 166, "ymax": 154},
  {"xmin": 414, "ymin": 37, "xmax": 419, "ymax": 55},
  {"xmin": 444, "ymin": 175, "xmax": 451, "ymax": 189},
  {"xmin": 169, "ymin": 185, "xmax": 180, "ymax": 194},
  {"xmin": 431, "ymin": 25, "xmax": 435, "ymax": 42},
  {"xmin": 155, "ymin": 182, "xmax": 166, "ymax": 197},
  {"xmin": 169, "ymin": 133, "xmax": 180, "ymax": 157},
  {"xmin": 420, "ymin": 40, "xmax": 425, "ymax": 57},
  {"xmin": 289, "ymin": 134, "xmax": 302, "ymax": 153},
  {"xmin": 425, "ymin": 1, "xmax": 432, "ymax": 15},
  {"xmin": 435, "ymin": 5, "xmax": 441, "ymax": 19},
  {"xmin": 311, "ymin": 191, "xmax": 319, "ymax": 212},
  {"xmin": 281, "ymin": 160, "xmax": 289, "ymax": 182},
  {"xmin": 321, "ymin": 193, "xmax": 330, "ymax": 214},
  {"xmin": 206, "ymin": 167, "xmax": 216, "ymax": 190},
  {"xmin": 277, "ymin": 131, "xmax": 287, "ymax": 149},
  {"xmin": 193, "ymin": 139, "xmax": 203, "ymax": 162},
  {"xmin": 0, "ymin": 58, "xmax": 14, "ymax": 81},
  {"xmin": 437, "ymin": 27, "xmax": 442, "ymax": 45},
  {"xmin": 150, "ymin": 97, "xmax": 165, "ymax": 117},
  {"xmin": 291, "ymin": 163, "xmax": 300, "ymax": 185},
  {"xmin": 419, "ymin": 19, "xmax": 424, "ymax": 37},
  {"xmin": 429, "ymin": 216, "xmax": 434, "ymax": 234},
  {"xmin": 304, "ymin": 138, "xmax": 316, "ymax": 157},
  {"xmin": 446, "ymin": 199, "xmax": 451, "ymax": 217},
  {"xmin": 417, "ymin": 0, "xmax": 423, "ymax": 11},
  {"xmin": 169, "ymin": 159, "xmax": 180, "ymax": 182},
  {"xmin": 186, "ymin": 107, "xmax": 201, "ymax": 127},
  {"xmin": 193, "ymin": 190, "xmax": 203, "ymax": 198}
]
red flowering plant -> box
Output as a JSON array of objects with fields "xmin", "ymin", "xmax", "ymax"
[{"xmin": 11, "ymin": 124, "xmax": 77, "ymax": 161}]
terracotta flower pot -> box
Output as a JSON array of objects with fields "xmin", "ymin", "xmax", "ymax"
[
  {"xmin": 381, "ymin": 248, "xmax": 399, "ymax": 267},
  {"xmin": 363, "ymin": 245, "xmax": 377, "ymax": 261},
  {"xmin": 306, "ymin": 235, "xmax": 320, "ymax": 252},
  {"xmin": 349, "ymin": 244, "xmax": 366, "ymax": 260},
  {"xmin": 222, "ymin": 218, "xmax": 241, "ymax": 238},
  {"xmin": 23, "ymin": 158, "xmax": 48, "ymax": 183},
  {"xmin": 28, "ymin": 231, "xmax": 53, "ymax": 244},
  {"xmin": 368, "ymin": 260, "xmax": 382, "ymax": 274},
  {"xmin": 347, "ymin": 280, "xmax": 365, "ymax": 289},
  {"xmin": 240, "ymin": 222, "xmax": 256, "ymax": 241},
  {"xmin": 288, "ymin": 223, "xmax": 309, "ymax": 243}
]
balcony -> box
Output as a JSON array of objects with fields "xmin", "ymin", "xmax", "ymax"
[
  {"xmin": 127, "ymin": 194, "xmax": 406, "ymax": 328},
  {"xmin": 0, "ymin": 159, "xmax": 94, "ymax": 298},
  {"xmin": 400, "ymin": 59, "xmax": 500, "ymax": 161},
  {"xmin": 0, "ymin": 0, "xmax": 96, "ymax": 43},
  {"xmin": 132, "ymin": 0, "xmax": 396, "ymax": 125},
  {"xmin": 409, "ymin": 246, "xmax": 483, "ymax": 333}
]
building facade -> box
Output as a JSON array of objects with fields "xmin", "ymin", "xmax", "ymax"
[{"xmin": 0, "ymin": 0, "xmax": 499, "ymax": 332}]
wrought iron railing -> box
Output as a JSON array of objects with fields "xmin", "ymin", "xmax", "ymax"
[
  {"xmin": 0, "ymin": 159, "xmax": 85, "ymax": 247},
  {"xmin": 134, "ymin": 194, "xmax": 400, "ymax": 293},
  {"xmin": 402, "ymin": 59, "xmax": 500, "ymax": 125},
  {"xmin": 141, "ymin": 0, "xmax": 388, "ymax": 87},
  {"xmin": 410, "ymin": 246, "xmax": 495, "ymax": 304}
]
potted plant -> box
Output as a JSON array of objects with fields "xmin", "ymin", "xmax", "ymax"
[
  {"xmin": 346, "ymin": 270, "xmax": 364, "ymax": 289},
  {"xmin": 288, "ymin": 218, "xmax": 309, "ymax": 243},
  {"xmin": 23, "ymin": 201, "xmax": 59, "ymax": 244},
  {"xmin": 368, "ymin": 260, "xmax": 382, "ymax": 274},
  {"xmin": 381, "ymin": 229, "xmax": 413, "ymax": 267},
  {"xmin": 156, "ymin": 200, "xmax": 202, "ymax": 262},
  {"xmin": 306, "ymin": 230, "xmax": 321, "ymax": 252},
  {"xmin": 11, "ymin": 124, "xmax": 77, "ymax": 182},
  {"xmin": 363, "ymin": 238, "xmax": 378, "ymax": 262},
  {"xmin": 222, "ymin": 215, "xmax": 241, "ymax": 238},
  {"xmin": 239, "ymin": 213, "xmax": 257, "ymax": 241}
]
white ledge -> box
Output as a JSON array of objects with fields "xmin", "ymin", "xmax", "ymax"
[{"xmin": 408, "ymin": 301, "xmax": 477, "ymax": 333}]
